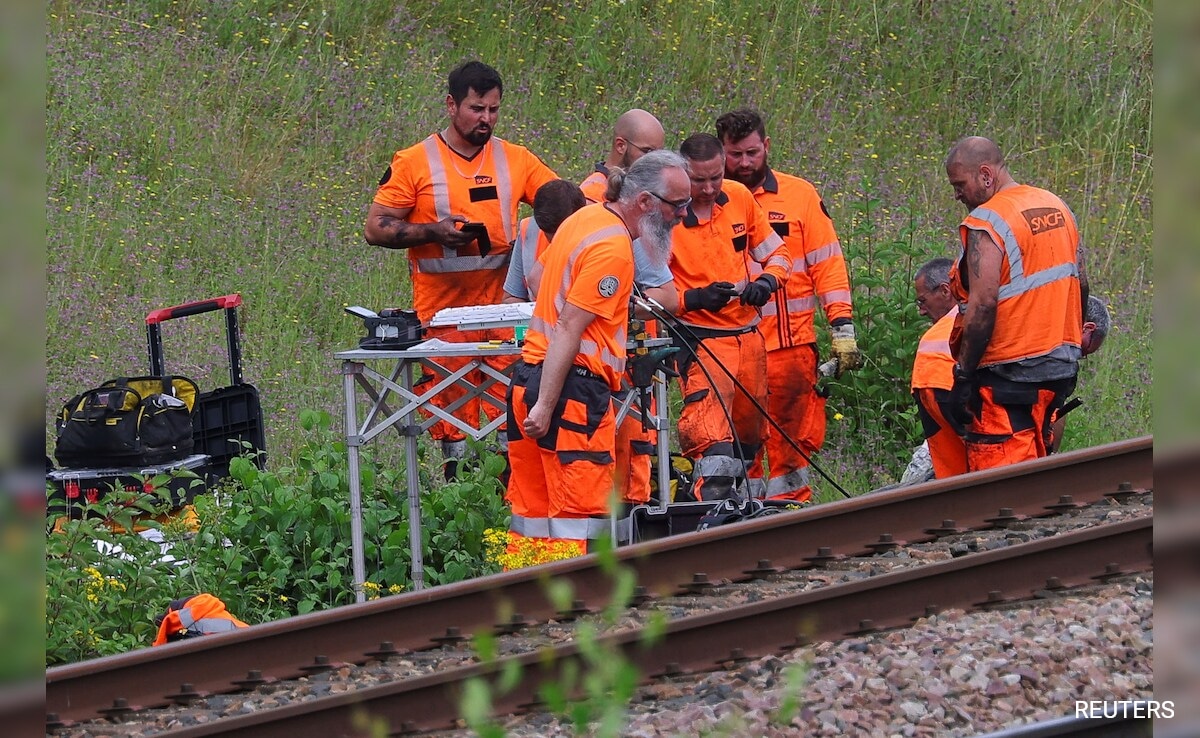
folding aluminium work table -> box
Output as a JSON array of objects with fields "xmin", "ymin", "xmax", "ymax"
[{"xmin": 337, "ymin": 338, "xmax": 673, "ymax": 600}]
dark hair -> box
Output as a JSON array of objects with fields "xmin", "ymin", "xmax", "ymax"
[
  {"xmin": 447, "ymin": 61, "xmax": 503, "ymax": 103},
  {"xmin": 532, "ymin": 180, "xmax": 586, "ymax": 236},
  {"xmin": 715, "ymin": 107, "xmax": 767, "ymax": 143},
  {"xmin": 914, "ymin": 256, "xmax": 954, "ymax": 287},
  {"xmin": 679, "ymin": 133, "xmax": 725, "ymax": 163}
]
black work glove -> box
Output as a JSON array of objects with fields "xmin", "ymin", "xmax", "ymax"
[
  {"xmin": 684, "ymin": 281, "xmax": 738, "ymax": 312},
  {"xmin": 739, "ymin": 276, "xmax": 776, "ymax": 307},
  {"xmin": 947, "ymin": 367, "xmax": 981, "ymax": 429}
]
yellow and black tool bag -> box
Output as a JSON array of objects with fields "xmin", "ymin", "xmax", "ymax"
[{"xmin": 55, "ymin": 376, "xmax": 199, "ymax": 468}]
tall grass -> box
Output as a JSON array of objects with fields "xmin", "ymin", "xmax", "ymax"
[{"xmin": 47, "ymin": 0, "xmax": 1152, "ymax": 483}]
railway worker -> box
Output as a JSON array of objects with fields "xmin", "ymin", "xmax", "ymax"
[
  {"xmin": 1047, "ymin": 294, "xmax": 1112, "ymax": 453},
  {"xmin": 505, "ymin": 150, "xmax": 690, "ymax": 560},
  {"xmin": 908, "ymin": 257, "xmax": 969, "ymax": 480},
  {"xmin": 943, "ymin": 135, "xmax": 1087, "ymax": 471},
  {"xmin": 580, "ymin": 109, "xmax": 667, "ymax": 203},
  {"xmin": 502, "ymin": 179, "xmax": 587, "ymax": 303},
  {"xmin": 715, "ymin": 107, "xmax": 861, "ymax": 502},
  {"xmin": 152, "ymin": 594, "xmax": 248, "ymax": 646},
  {"xmin": 364, "ymin": 60, "xmax": 558, "ymax": 480},
  {"xmin": 668, "ymin": 133, "xmax": 791, "ymax": 502}
]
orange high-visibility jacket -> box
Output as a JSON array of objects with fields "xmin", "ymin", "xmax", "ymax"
[
  {"xmin": 153, "ymin": 593, "xmax": 248, "ymax": 646},
  {"xmin": 670, "ymin": 181, "xmax": 790, "ymax": 332},
  {"xmin": 911, "ymin": 307, "xmax": 958, "ymax": 392},
  {"xmin": 373, "ymin": 134, "xmax": 557, "ymax": 322},
  {"xmin": 522, "ymin": 203, "xmax": 635, "ymax": 391},
  {"xmin": 580, "ymin": 163, "xmax": 609, "ymax": 203},
  {"xmin": 953, "ymin": 185, "xmax": 1083, "ymax": 368},
  {"xmin": 747, "ymin": 169, "xmax": 852, "ymax": 350}
]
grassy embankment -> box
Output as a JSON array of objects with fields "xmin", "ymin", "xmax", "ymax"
[{"xmin": 47, "ymin": 0, "xmax": 1152, "ymax": 495}]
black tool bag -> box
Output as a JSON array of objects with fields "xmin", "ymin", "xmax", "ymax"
[{"xmin": 55, "ymin": 376, "xmax": 199, "ymax": 468}]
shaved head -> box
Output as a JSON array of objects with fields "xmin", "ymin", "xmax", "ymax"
[
  {"xmin": 610, "ymin": 109, "xmax": 665, "ymax": 168},
  {"xmin": 945, "ymin": 136, "xmax": 1004, "ymax": 170}
]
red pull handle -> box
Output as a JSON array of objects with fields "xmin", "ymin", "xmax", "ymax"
[{"xmin": 146, "ymin": 294, "xmax": 242, "ymax": 325}]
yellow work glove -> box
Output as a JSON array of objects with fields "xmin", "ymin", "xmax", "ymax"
[{"xmin": 830, "ymin": 324, "xmax": 864, "ymax": 376}]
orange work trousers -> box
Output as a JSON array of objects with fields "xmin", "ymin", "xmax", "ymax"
[
  {"xmin": 754, "ymin": 343, "xmax": 825, "ymax": 501},
  {"xmin": 417, "ymin": 324, "xmax": 515, "ymax": 443},
  {"xmin": 964, "ymin": 373, "xmax": 1075, "ymax": 473},
  {"xmin": 913, "ymin": 387, "xmax": 969, "ymax": 479},
  {"xmin": 612, "ymin": 388, "xmax": 654, "ymax": 504},
  {"xmin": 505, "ymin": 362, "xmax": 616, "ymax": 561},
  {"xmin": 677, "ymin": 331, "xmax": 767, "ymax": 501}
]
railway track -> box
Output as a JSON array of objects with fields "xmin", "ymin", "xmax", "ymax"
[{"xmin": 45, "ymin": 436, "xmax": 1153, "ymax": 736}]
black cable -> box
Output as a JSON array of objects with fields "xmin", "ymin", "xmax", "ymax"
[
  {"xmin": 630, "ymin": 285, "xmax": 745, "ymax": 497},
  {"xmin": 637, "ymin": 294, "xmax": 853, "ymax": 499}
]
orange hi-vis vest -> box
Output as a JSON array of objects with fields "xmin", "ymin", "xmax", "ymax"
[
  {"xmin": 747, "ymin": 169, "xmax": 852, "ymax": 350},
  {"xmin": 373, "ymin": 134, "xmax": 557, "ymax": 322},
  {"xmin": 911, "ymin": 306, "xmax": 958, "ymax": 392},
  {"xmin": 953, "ymin": 184, "xmax": 1083, "ymax": 368},
  {"xmin": 152, "ymin": 593, "xmax": 248, "ymax": 646},
  {"xmin": 521, "ymin": 203, "xmax": 635, "ymax": 391},
  {"xmin": 580, "ymin": 163, "xmax": 609, "ymax": 203},
  {"xmin": 670, "ymin": 181, "xmax": 790, "ymax": 332}
]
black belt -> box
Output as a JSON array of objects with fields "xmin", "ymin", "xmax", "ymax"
[{"xmin": 525, "ymin": 362, "xmax": 604, "ymax": 382}]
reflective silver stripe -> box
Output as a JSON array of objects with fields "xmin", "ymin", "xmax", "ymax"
[
  {"xmin": 695, "ymin": 454, "xmax": 744, "ymax": 478},
  {"xmin": 819, "ymin": 289, "xmax": 852, "ymax": 306},
  {"xmin": 579, "ymin": 338, "xmax": 626, "ymax": 374},
  {"xmin": 528, "ymin": 314, "xmax": 554, "ymax": 341},
  {"xmin": 746, "ymin": 477, "xmax": 767, "ymax": 500},
  {"xmin": 766, "ymin": 467, "xmax": 810, "ymax": 495},
  {"xmin": 191, "ymin": 617, "xmax": 241, "ymax": 635},
  {"xmin": 613, "ymin": 515, "xmax": 632, "ymax": 544},
  {"xmin": 761, "ymin": 295, "xmax": 817, "ymax": 318},
  {"xmin": 548, "ymin": 517, "xmax": 610, "ymax": 540},
  {"xmin": 509, "ymin": 514, "xmax": 551, "ymax": 538},
  {"xmin": 789, "ymin": 256, "xmax": 809, "ymax": 274},
  {"xmin": 415, "ymin": 253, "xmax": 511, "ymax": 273},
  {"xmin": 749, "ymin": 231, "xmax": 785, "ymax": 262},
  {"xmin": 421, "ymin": 137, "xmax": 455, "ymax": 260},
  {"xmin": 763, "ymin": 254, "xmax": 791, "ymax": 274},
  {"xmin": 998, "ymin": 262, "xmax": 1077, "ymax": 301},
  {"xmin": 966, "ymin": 207, "xmax": 1078, "ymax": 301},
  {"xmin": 806, "ymin": 241, "xmax": 843, "ymax": 267},
  {"xmin": 491, "ymin": 138, "xmax": 516, "ymax": 244},
  {"xmin": 917, "ymin": 338, "xmax": 951, "ymax": 355},
  {"xmin": 519, "ymin": 220, "xmax": 542, "ymax": 295}
]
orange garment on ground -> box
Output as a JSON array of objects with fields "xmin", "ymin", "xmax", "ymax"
[
  {"xmin": 153, "ymin": 593, "xmax": 248, "ymax": 646},
  {"xmin": 373, "ymin": 133, "xmax": 556, "ymax": 442},
  {"xmin": 910, "ymin": 307, "xmax": 968, "ymax": 479},
  {"xmin": 505, "ymin": 203, "xmax": 634, "ymax": 560},
  {"xmin": 950, "ymin": 184, "xmax": 1083, "ymax": 470},
  {"xmin": 580, "ymin": 163, "xmax": 609, "ymax": 203},
  {"xmin": 746, "ymin": 169, "xmax": 850, "ymax": 499}
]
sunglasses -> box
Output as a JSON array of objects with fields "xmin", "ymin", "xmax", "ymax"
[{"xmin": 649, "ymin": 191, "xmax": 692, "ymax": 213}]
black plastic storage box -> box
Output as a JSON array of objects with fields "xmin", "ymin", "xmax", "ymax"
[
  {"xmin": 628, "ymin": 501, "xmax": 715, "ymax": 543},
  {"xmin": 47, "ymin": 453, "xmax": 211, "ymax": 521},
  {"xmin": 145, "ymin": 294, "xmax": 266, "ymax": 482}
]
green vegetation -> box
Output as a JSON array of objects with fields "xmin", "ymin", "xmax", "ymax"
[{"xmin": 46, "ymin": 0, "xmax": 1152, "ymax": 664}]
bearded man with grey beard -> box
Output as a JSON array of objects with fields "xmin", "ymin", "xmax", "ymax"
[{"xmin": 504, "ymin": 150, "xmax": 689, "ymax": 558}]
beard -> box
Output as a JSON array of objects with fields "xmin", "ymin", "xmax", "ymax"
[
  {"xmin": 638, "ymin": 208, "xmax": 677, "ymax": 266},
  {"xmin": 458, "ymin": 122, "xmax": 493, "ymax": 147},
  {"xmin": 728, "ymin": 159, "xmax": 768, "ymax": 189}
]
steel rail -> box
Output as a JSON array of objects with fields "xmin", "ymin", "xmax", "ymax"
[
  {"xmin": 148, "ymin": 515, "xmax": 1153, "ymax": 736},
  {"xmin": 45, "ymin": 436, "xmax": 1151, "ymax": 723}
]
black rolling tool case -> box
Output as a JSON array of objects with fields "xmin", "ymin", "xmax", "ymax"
[{"xmin": 145, "ymin": 294, "xmax": 266, "ymax": 482}]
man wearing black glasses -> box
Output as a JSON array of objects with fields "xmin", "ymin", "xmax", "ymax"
[
  {"xmin": 668, "ymin": 133, "xmax": 791, "ymax": 502},
  {"xmin": 580, "ymin": 109, "xmax": 666, "ymax": 203}
]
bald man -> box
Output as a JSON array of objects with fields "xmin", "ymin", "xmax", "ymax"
[
  {"xmin": 580, "ymin": 109, "xmax": 666, "ymax": 203},
  {"xmin": 943, "ymin": 136, "xmax": 1088, "ymax": 471}
]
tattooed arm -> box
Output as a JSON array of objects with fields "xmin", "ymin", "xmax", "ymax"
[{"xmin": 956, "ymin": 228, "xmax": 1002, "ymax": 374}]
